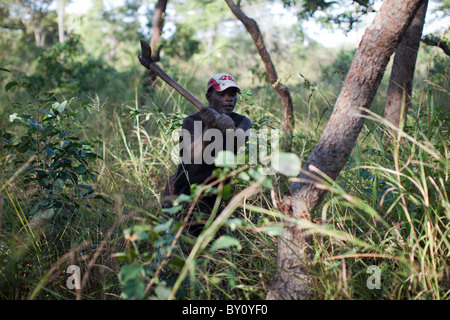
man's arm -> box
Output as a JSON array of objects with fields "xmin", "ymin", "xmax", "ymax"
[
  {"xmin": 181, "ymin": 112, "xmax": 252, "ymax": 164},
  {"xmin": 199, "ymin": 107, "xmax": 235, "ymax": 131}
]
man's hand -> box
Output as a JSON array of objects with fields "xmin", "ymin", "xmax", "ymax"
[
  {"xmin": 199, "ymin": 107, "xmax": 218, "ymax": 128},
  {"xmin": 215, "ymin": 114, "xmax": 235, "ymax": 131},
  {"xmin": 200, "ymin": 107, "xmax": 235, "ymax": 131}
]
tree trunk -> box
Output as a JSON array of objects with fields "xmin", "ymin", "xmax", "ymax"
[
  {"xmin": 267, "ymin": 0, "xmax": 426, "ymax": 300},
  {"xmin": 144, "ymin": 0, "xmax": 168, "ymax": 89},
  {"xmin": 58, "ymin": 0, "xmax": 65, "ymax": 43},
  {"xmin": 32, "ymin": 27, "xmax": 46, "ymax": 47},
  {"xmin": 384, "ymin": 0, "xmax": 428, "ymax": 127},
  {"xmin": 149, "ymin": 0, "xmax": 168, "ymax": 62},
  {"xmin": 224, "ymin": 0, "xmax": 295, "ymax": 151}
]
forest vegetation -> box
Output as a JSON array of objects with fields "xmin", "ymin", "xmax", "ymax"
[{"xmin": 0, "ymin": 0, "xmax": 449, "ymax": 300}]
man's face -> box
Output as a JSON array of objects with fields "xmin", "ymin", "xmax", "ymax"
[{"xmin": 207, "ymin": 88, "xmax": 238, "ymax": 115}]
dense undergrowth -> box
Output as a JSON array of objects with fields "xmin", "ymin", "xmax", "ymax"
[{"xmin": 0, "ymin": 39, "xmax": 448, "ymax": 300}]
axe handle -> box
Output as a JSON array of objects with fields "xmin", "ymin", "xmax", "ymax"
[
  {"xmin": 146, "ymin": 61, "xmax": 206, "ymax": 111},
  {"xmin": 139, "ymin": 40, "xmax": 235, "ymax": 130}
]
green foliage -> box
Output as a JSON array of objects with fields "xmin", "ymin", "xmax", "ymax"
[
  {"xmin": 31, "ymin": 34, "xmax": 114, "ymax": 96},
  {"xmin": 2, "ymin": 70, "xmax": 98, "ymax": 229},
  {"xmin": 427, "ymin": 42, "xmax": 450, "ymax": 85},
  {"xmin": 282, "ymin": 0, "xmax": 376, "ymax": 31},
  {"xmin": 118, "ymin": 264, "xmax": 146, "ymax": 299},
  {"xmin": 0, "ymin": 0, "xmax": 58, "ymax": 47},
  {"xmin": 434, "ymin": 0, "xmax": 450, "ymax": 14},
  {"xmin": 0, "ymin": 0, "xmax": 448, "ymax": 301},
  {"xmin": 311, "ymin": 90, "xmax": 449, "ymax": 299},
  {"xmin": 320, "ymin": 48, "xmax": 356, "ymax": 84},
  {"xmin": 161, "ymin": 23, "xmax": 201, "ymax": 60}
]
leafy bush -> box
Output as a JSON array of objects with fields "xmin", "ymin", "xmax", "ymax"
[
  {"xmin": 31, "ymin": 34, "xmax": 114, "ymax": 96},
  {"xmin": 1, "ymin": 69, "xmax": 98, "ymax": 231}
]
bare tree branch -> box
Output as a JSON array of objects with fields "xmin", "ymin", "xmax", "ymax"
[
  {"xmin": 421, "ymin": 30, "xmax": 450, "ymax": 56},
  {"xmin": 224, "ymin": 0, "xmax": 295, "ymax": 151}
]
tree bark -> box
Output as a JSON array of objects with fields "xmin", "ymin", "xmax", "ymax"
[
  {"xmin": 224, "ymin": 0, "xmax": 295, "ymax": 151},
  {"xmin": 265, "ymin": 226, "xmax": 312, "ymax": 300},
  {"xmin": 144, "ymin": 0, "xmax": 168, "ymax": 89},
  {"xmin": 149, "ymin": 0, "xmax": 168, "ymax": 62},
  {"xmin": 384, "ymin": 0, "xmax": 428, "ymax": 127},
  {"xmin": 267, "ymin": 0, "xmax": 426, "ymax": 300}
]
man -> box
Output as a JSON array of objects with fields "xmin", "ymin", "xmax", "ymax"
[{"xmin": 163, "ymin": 73, "xmax": 251, "ymax": 233}]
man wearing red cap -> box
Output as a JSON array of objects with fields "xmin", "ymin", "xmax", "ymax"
[{"xmin": 163, "ymin": 73, "xmax": 251, "ymax": 235}]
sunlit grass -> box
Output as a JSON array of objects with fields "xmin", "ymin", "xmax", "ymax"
[{"xmin": 0, "ymin": 63, "xmax": 448, "ymax": 300}]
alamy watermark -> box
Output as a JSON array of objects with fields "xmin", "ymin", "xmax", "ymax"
[
  {"xmin": 169, "ymin": 121, "xmax": 295, "ymax": 175},
  {"xmin": 366, "ymin": 265, "xmax": 381, "ymax": 289},
  {"xmin": 66, "ymin": 265, "xmax": 81, "ymax": 290}
]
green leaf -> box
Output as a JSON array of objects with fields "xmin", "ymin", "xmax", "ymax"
[
  {"xmin": 154, "ymin": 219, "xmax": 173, "ymax": 233},
  {"xmin": 247, "ymin": 168, "xmax": 261, "ymax": 180},
  {"xmin": 166, "ymin": 256, "xmax": 185, "ymax": 270},
  {"xmin": 33, "ymin": 208, "xmax": 55, "ymax": 220},
  {"xmin": 118, "ymin": 264, "xmax": 145, "ymax": 285},
  {"xmin": 39, "ymin": 177, "xmax": 50, "ymax": 187},
  {"xmin": 0, "ymin": 67, "xmax": 11, "ymax": 73},
  {"xmin": 45, "ymin": 146, "xmax": 56, "ymax": 156},
  {"xmin": 261, "ymin": 176, "xmax": 273, "ymax": 189},
  {"xmin": 221, "ymin": 184, "xmax": 232, "ymax": 199},
  {"xmin": 41, "ymin": 208, "xmax": 55, "ymax": 220},
  {"xmin": 237, "ymin": 172, "xmax": 250, "ymax": 181},
  {"xmin": 121, "ymin": 279, "xmax": 146, "ymax": 300},
  {"xmin": 271, "ymin": 152, "xmax": 301, "ymax": 177},
  {"xmin": 112, "ymin": 252, "xmax": 129, "ymax": 262},
  {"xmin": 173, "ymin": 193, "xmax": 192, "ymax": 205},
  {"xmin": 93, "ymin": 193, "xmax": 112, "ymax": 204},
  {"xmin": 37, "ymin": 199, "xmax": 50, "ymax": 207},
  {"xmin": 153, "ymin": 281, "xmax": 171, "ymax": 300},
  {"xmin": 74, "ymin": 165, "xmax": 87, "ymax": 174},
  {"xmin": 214, "ymin": 150, "xmax": 237, "ymax": 168},
  {"xmin": 124, "ymin": 224, "xmax": 152, "ymax": 241},
  {"xmin": 53, "ymin": 178, "xmax": 65, "ymax": 189},
  {"xmin": 118, "ymin": 264, "xmax": 147, "ymax": 299},
  {"xmin": 21, "ymin": 82, "xmax": 33, "ymax": 88},
  {"xmin": 52, "ymin": 100, "xmax": 68, "ymax": 114},
  {"xmin": 226, "ymin": 218, "xmax": 243, "ymax": 231},
  {"xmin": 5, "ymin": 81, "xmax": 18, "ymax": 92},
  {"xmin": 209, "ymin": 235, "xmax": 242, "ymax": 252},
  {"xmin": 262, "ymin": 225, "xmax": 284, "ymax": 236},
  {"xmin": 161, "ymin": 205, "xmax": 183, "ymax": 215}
]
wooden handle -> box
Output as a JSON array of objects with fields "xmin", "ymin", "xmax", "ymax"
[
  {"xmin": 140, "ymin": 40, "xmax": 205, "ymax": 111},
  {"xmin": 139, "ymin": 40, "xmax": 235, "ymax": 129},
  {"xmin": 148, "ymin": 62, "xmax": 206, "ymax": 111}
]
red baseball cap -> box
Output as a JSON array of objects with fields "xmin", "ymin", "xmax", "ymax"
[{"xmin": 206, "ymin": 73, "xmax": 241, "ymax": 94}]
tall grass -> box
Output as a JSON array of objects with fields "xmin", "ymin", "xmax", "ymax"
[
  {"xmin": 0, "ymin": 60, "xmax": 448, "ymax": 300},
  {"xmin": 302, "ymin": 89, "xmax": 449, "ymax": 299}
]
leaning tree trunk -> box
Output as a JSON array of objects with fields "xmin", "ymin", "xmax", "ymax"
[
  {"xmin": 224, "ymin": 0, "xmax": 295, "ymax": 151},
  {"xmin": 384, "ymin": 0, "xmax": 428, "ymax": 127},
  {"xmin": 266, "ymin": 0, "xmax": 426, "ymax": 300}
]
